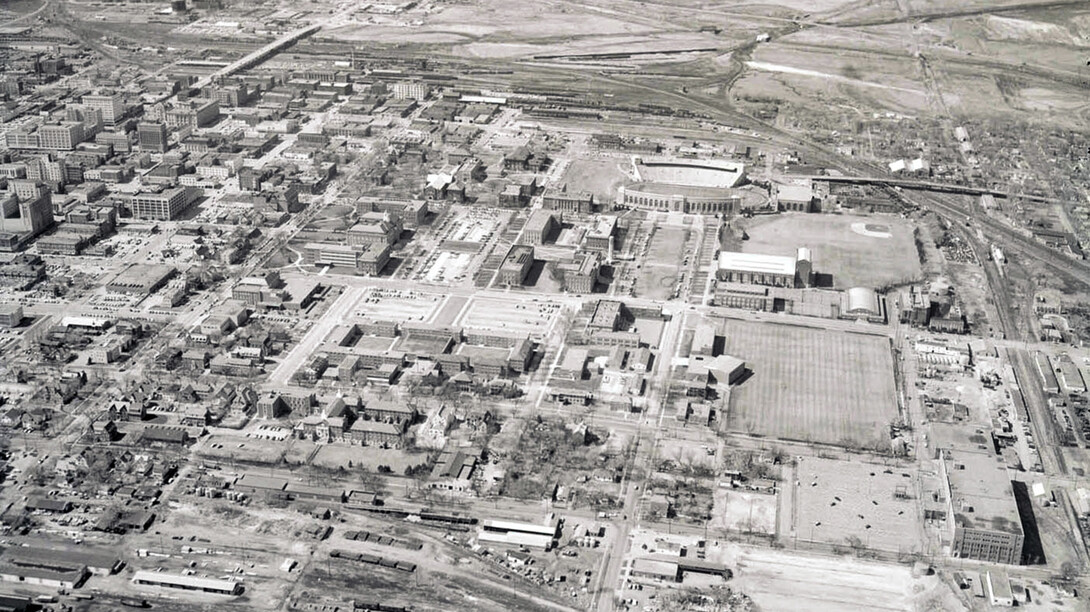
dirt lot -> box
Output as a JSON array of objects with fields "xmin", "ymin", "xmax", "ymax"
[
  {"xmin": 794, "ymin": 456, "xmax": 923, "ymax": 554},
  {"xmin": 559, "ymin": 158, "xmax": 630, "ymax": 204},
  {"xmin": 728, "ymin": 545, "xmax": 926, "ymax": 612},
  {"xmin": 721, "ymin": 320, "xmax": 899, "ymax": 449},
  {"xmin": 739, "ymin": 213, "xmax": 922, "ymax": 289},
  {"xmin": 710, "ymin": 488, "xmax": 778, "ymax": 535}
]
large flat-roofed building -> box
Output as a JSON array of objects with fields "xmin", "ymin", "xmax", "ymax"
[
  {"xmin": 716, "ymin": 252, "xmax": 797, "ymax": 288},
  {"xmin": 942, "ymin": 449, "xmax": 1025, "ymax": 565},
  {"xmin": 497, "ymin": 244, "xmax": 534, "ymax": 286},
  {"xmin": 588, "ymin": 299, "xmax": 623, "ymax": 331},
  {"xmin": 83, "ymin": 93, "xmax": 125, "ymax": 125},
  {"xmin": 543, "ymin": 186, "xmax": 594, "ymax": 213},
  {"xmin": 165, "ymin": 98, "xmax": 220, "ymax": 129},
  {"xmin": 0, "ymin": 304, "xmax": 23, "ymax": 328},
  {"xmin": 303, "ymin": 242, "xmax": 390, "ymax": 276},
  {"xmin": 38, "ymin": 122, "xmax": 85, "ymax": 150},
  {"xmin": 478, "ymin": 518, "xmax": 559, "ymax": 550},
  {"xmin": 521, "ymin": 210, "xmax": 559, "ymax": 245},
  {"xmin": 107, "ymin": 264, "xmax": 176, "ymax": 295},
  {"xmin": 775, "ymin": 182, "xmax": 817, "ymax": 212},
  {"xmin": 132, "ymin": 570, "xmax": 241, "ymax": 596},
  {"xmin": 559, "ymin": 252, "xmax": 601, "ymax": 294},
  {"xmin": 130, "ymin": 186, "xmax": 201, "ymax": 220},
  {"xmin": 0, "ymin": 190, "xmax": 53, "ymax": 239},
  {"xmin": 1, "ymin": 545, "xmax": 122, "ymax": 576}
]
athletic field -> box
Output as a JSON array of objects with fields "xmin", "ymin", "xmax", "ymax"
[{"xmin": 722, "ymin": 320, "xmax": 897, "ymax": 448}]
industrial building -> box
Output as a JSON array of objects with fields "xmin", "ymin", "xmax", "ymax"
[
  {"xmin": 132, "ymin": 570, "xmax": 241, "ymax": 596},
  {"xmin": 941, "ymin": 449, "xmax": 1025, "ymax": 565},
  {"xmin": 477, "ymin": 518, "xmax": 560, "ymax": 550}
]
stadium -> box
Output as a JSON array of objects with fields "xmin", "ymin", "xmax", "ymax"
[{"xmin": 618, "ymin": 157, "xmax": 747, "ymax": 214}]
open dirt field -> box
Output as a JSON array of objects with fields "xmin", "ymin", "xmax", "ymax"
[
  {"xmin": 559, "ymin": 158, "xmax": 630, "ymax": 204},
  {"xmin": 794, "ymin": 456, "xmax": 923, "ymax": 554},
  {"xmin": 729, "ymin": 545, "xmax": 921, "ymax": 612},
  {"xmin": 741, "ymin": 213, "xmax": 922, "ymax": 288},
  {"xmin": 721, "ymin": 320, "xmax": 898, "ymax": 448},
  {"xmin": 710, "ymin": 488, "xmax": 778, "ymax": 535}
]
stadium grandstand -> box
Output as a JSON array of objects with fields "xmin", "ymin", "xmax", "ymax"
[{"xmin": 618, "ymin": 157, "xmax": 746, "ymax": 214}]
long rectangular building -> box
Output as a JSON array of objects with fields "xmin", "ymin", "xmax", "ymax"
[
  {"xmin": 716, "ymin": 252, "xmax": 797, "ymax": 287},
  {"xmin": 132, "ymin": 570, "xmax": 241, "ymax": 595}
]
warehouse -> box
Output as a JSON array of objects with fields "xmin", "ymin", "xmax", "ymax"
[
  {"xmin": 132, "ymin": 570, "xmax": 241, "ymax": 596},
  {"xmin": 942, "ymin": 449, "xmax": 1025, "ymax": 565},
  {"xmin": 478, "ymin": 518, "xmax": 559, "ymax": 550},
  {"xmin": 0, "ymin": 544, "xmax": 122, "ymax": 576}
]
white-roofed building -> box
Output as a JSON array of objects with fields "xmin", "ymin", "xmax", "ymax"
[
  {"xmin": 775, "ymin": 182, "xmax": 816, "ymax": 212},
  {"xmin": 478, "ymin": 517, "xmax": 559, "ymax": 550},
  {"xmin": 716, "ymin": 252, "xmax": 797, "ymax": 287},
  {"xmin": 132, "ymin": 570, "xmax": 241, "ymax": 595}
]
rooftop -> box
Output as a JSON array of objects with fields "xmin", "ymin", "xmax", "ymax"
[
  {"xmin": 945, "ymin": 450, "xmax": 1023, "ymax": 535},
  {"xmin": 718, "ymin": 252, "xmax": 796, "ymax": 276}
]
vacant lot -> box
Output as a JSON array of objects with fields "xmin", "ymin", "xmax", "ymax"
[
  {"xmin": 722, "ymin": 321, "xmax": 897, "ymax": 449},
  {"xmin": 794, "ymin": 456, "xmax": 922, "ymax": 554},
  {"xmin": 710, "ymin": 488, "xmax": 777, "ymax": 535},
  {"xmin": 741, "ymin": 213, "xmax": 921, "ymax": 289},
  {"xmin": 559, "ymin": 158, "xmax": 630, "ymax": 204}
]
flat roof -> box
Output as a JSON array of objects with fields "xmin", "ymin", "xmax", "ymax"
[
  {"xmin": 945, "ymin": 450, "xmax": 1023, "ymax": 535},
  {"xmin": 482, "ymin": 518, "xmax": 558, "ymax": 536},
  {"xmin": 132, "ymin": 570, "xmax": 238, "ymax": 592},
  {"xmin": 718, "ymin": 252, "xmax": 796, "ymax": 276},
  {"xmin": 477, "ymin": 530, "xmax": 554, "ymax": 548},
  {"xmin": 777, "ymin": 183, "xmax": 814, "ymax": 203},
  {"xmin": 235, "ymin": 473, "xmax": 287, "ymax": 491},
  {"xmin": 590, "ymin": 300, "xmax": 622, "ymax": 328},
  {"xmin": 631, "ymin": 557, "xmax": 679, "ymax": 577},
  {"xmin": 3, "ymin": 545, "xmax": 120, "ymax": 571},
  {"xmin": 559, "ymin": 348, "xmax": 588, "ymax": 372}
]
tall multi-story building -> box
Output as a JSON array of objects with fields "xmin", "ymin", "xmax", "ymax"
[
  {"xmin": 82, "ymin": 93, "xmax": 125, "ymax": 126},
  {"xmin": 137, "ymin": 122, "xmax": 169, "ymax": 153},
  {"xmin": 4, "ymin": 130, "xmax": 39, "ymax": 149},
  {"xmin": 38, "ymin": 123, "xmax": 85, "ymax": 150},
  {"xmin": 129, "ymin": 186, "xmax": 200, "ymax": 221},
  {"xmin": 0, "ymin": 186, "xmax": 54, "ymax": 238}
]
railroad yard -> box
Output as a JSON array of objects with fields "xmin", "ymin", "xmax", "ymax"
[{"xmin": 1, "ymin": 1, "xmax": 1090, "ymax": 612}]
